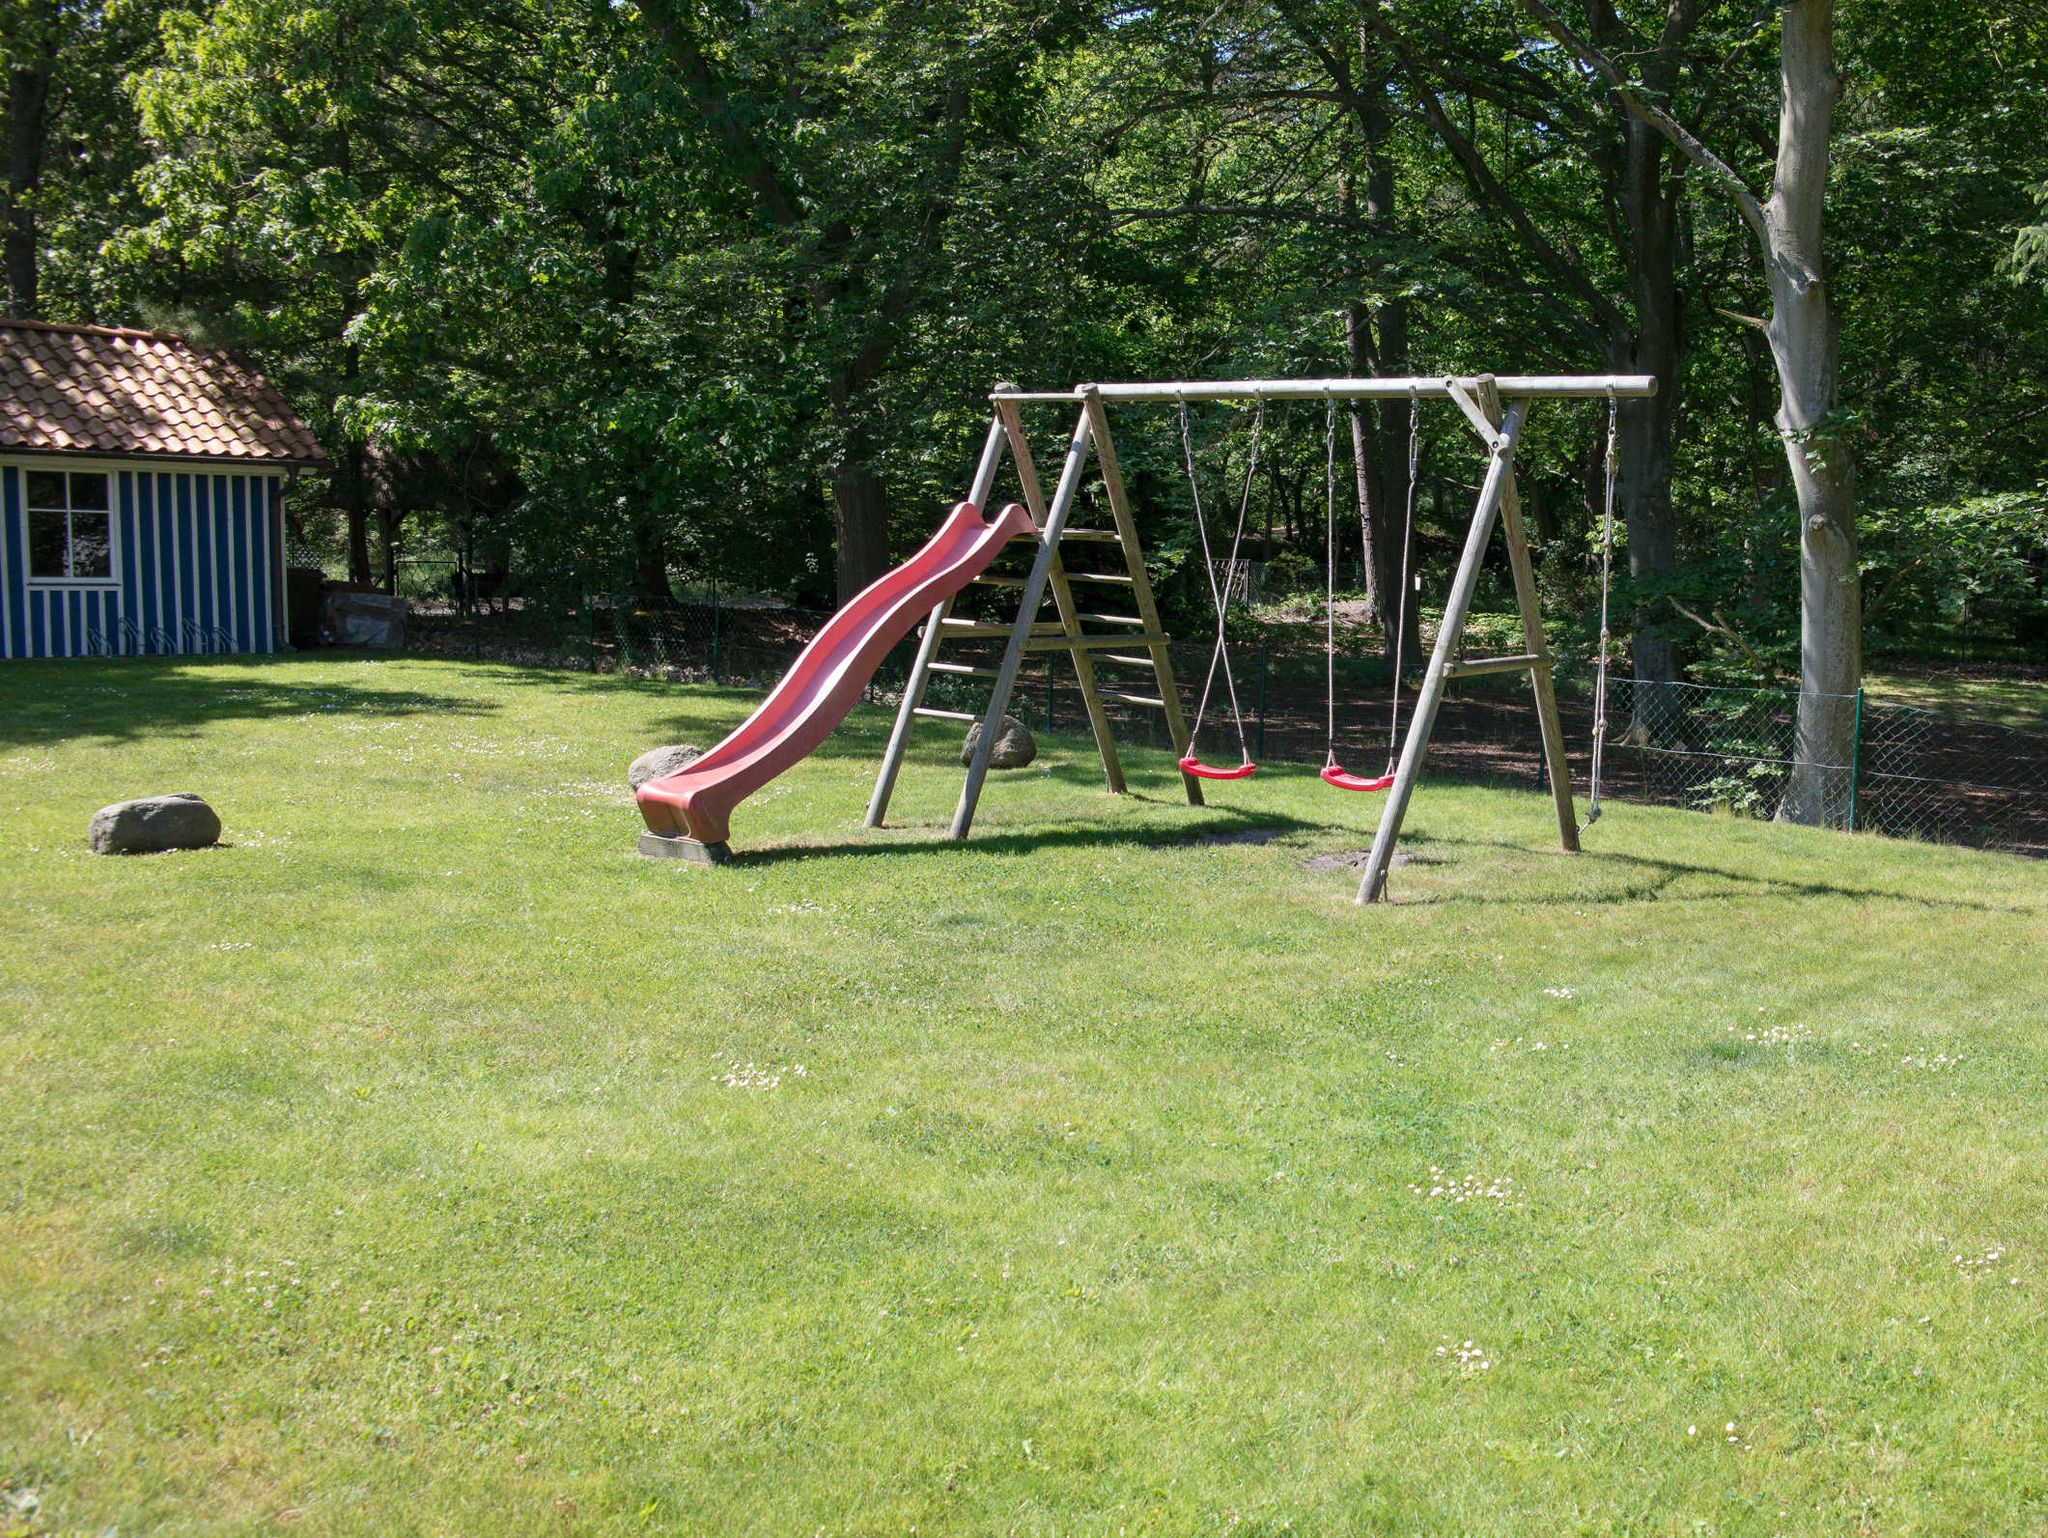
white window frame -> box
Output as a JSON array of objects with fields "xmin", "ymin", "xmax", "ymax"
[{"xmin": 20, "ymin": 464, "xmax": 121, "ymax": 590}]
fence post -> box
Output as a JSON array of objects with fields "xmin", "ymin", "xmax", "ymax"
[
  {"xmin": 1847, "ymin": 686, "xmax": 1864, "ymax": 832},
  {"xmin": 710, "ymin": 579, "xmax": 721, "ymax": 683},
  {"xmin": 465, "ymin": 531, "xmax": 480, "ymax": 660},
  {"xmin": 586, "ymin": 596, "xmax": 598, "ymax": 672},
  {"xmin": 1046, "ymin": 656, "xmax": 1055, "ymax": 731},
  {"xmin": 1256, "ymin": 641, "xmax": 1268, "ymax": 757}
]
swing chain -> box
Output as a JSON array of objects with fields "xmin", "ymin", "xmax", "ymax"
[
  {"xmin": 1324, "ymin": 397, "xmax": 1338, "ymax": 763},
  {"xmin": 1180, "ymin": 397, "xmax": 1261, "ymax": 765},
  {"xmin": 1386, "ymin": 391, "xmax": 1420, "ymax": 766},
  {"xmin": 1324, "ymin": 392, "xmax": 1420, "ymax": 778}
]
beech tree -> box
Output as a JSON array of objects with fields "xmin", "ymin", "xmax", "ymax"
[{"xmin": 1521, "ymin": 0, "xmax": 1859, "ymax": 824}]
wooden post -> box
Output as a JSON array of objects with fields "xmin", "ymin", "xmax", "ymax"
[
  {"xmin": 995, "ymin": 399, "xmax": 1125, "ymax": 793},
  {"xmin": 1356, "ymin": 400, "xmax": 1531, "ymax": 903},
  {"xmin": 950, "ymin": 406, "xmax": 1093, "ymax": 840},
  {"xmin": 865, "ymin": 414, "xmax": 1008, "ymax": 828},
  {"xmin": 1078, "ymin": 388, "xmax": 1203, "ymax": 807},
  {"xmin": 1478, "ymin": 377, "xmax": 1580, "ymax": 855}
]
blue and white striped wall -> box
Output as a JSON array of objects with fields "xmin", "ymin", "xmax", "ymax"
[{"xmin": 0, "ymin": 460, "xmax": 288, "ymax": 659}]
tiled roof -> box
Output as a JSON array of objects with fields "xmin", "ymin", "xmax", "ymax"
[{"xmin": 0, "ymin": 318, "xmax": 326, "ymax": 465}]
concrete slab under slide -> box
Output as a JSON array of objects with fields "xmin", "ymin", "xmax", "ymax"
[{"xmin": 637, "ymin": 831, "xmax": 733, "ymax": 865}]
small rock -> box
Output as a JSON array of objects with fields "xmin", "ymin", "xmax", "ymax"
[
  {"xmin": 88, "ymin": 793, "xmax": 222, "ymax": 855},
  {"xmin": 961, "ymin": 714, "xmax": 1037, "ymax": 770},
  {"xmin": 629, "ymin": 743, "xmax": 703, "ymax": 791}
]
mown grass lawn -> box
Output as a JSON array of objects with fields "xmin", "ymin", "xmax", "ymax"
[
  {"xmin": 3, "ymin": 656, "xmax": 2045, "ymax": 1537},
  {"xmin": 1865, "ymin": 669, "xmax": 2048, "ymax": 734}
]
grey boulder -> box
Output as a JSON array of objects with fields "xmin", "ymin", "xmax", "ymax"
[
  {"xmin": 960, "ymin": 714, "xmax": 1037, "ymax": 770},
  {"xmin": 628, "ymin": 743, "xmax": 703, "ymax": 792},
  {"xmin": 88, "ymin": 793, "xmax": 222, "ymax": 855}
]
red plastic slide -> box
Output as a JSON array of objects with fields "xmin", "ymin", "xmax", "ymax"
[{"xmin": 637, "ymin": 499, "xmax": 1037, "ymax": 853}]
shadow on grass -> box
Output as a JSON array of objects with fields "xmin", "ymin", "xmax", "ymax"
[
  {"xmin": 729, "ymin": 806, "xmax": 1320, "ymax": 868},
  {"xmin": 1405, "ymin": 832, "xmax": 2038, "ymax": 914},
  {"xmin": 0, "ymin": 656, "xmax": 500, "ymax": 749}
]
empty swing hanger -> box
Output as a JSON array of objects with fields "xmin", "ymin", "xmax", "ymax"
[
  {"xmin": 1176, "ymin": 396, "xmax": 1262, "ymax": 780},
  {"xmin": 1317, "ymin": 393, "xmax": 1416, "ymax": 795}
]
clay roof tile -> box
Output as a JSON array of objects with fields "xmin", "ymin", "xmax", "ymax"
[{"xmin": 0, "ymin": 317, "xmax": 326, "ymax": 464}]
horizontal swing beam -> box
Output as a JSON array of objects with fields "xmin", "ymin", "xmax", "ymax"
[{"xmin": 993, "ymin": 374, "xmax": 1657, "ymax": 405}]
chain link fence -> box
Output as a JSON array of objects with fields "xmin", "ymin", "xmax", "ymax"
[
  {"xmin": 1601, "ymin": 679, "xmax": 2047, "ymax": 855},
  {"xmin": 324, "ymin": 565, "xmax": 2047, "ymax": 860},
  {"xmin": 395, "ymin": 564, "xmax": 844, "ymax": 687}
]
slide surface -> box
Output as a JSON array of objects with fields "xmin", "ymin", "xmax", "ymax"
[{"xmin": 637, "ymin": 499, "xmax": 1037, "ymax": 849}]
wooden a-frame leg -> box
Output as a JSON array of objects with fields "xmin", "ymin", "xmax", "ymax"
[
  {"xmin": 1356, "ymin": 400, "xmax": 1531, "ymax": 904},
  {"xmin": 866, "ymin": 414, "xmax": 1009, "ymax": 829},
  {"xmin": 951, "ymin": 406, "xmax": 1094, "ymax": 840},
  {"xmin": 996, "ymin": 400, "xmax": 1125, "ymax": 794},
  {"xmin": 1479, "ymin": 379, "xmax": 1579, "ymax": 854},
  {"xmin": 1079, "ymin": 388, "xmax": 1203, "ymax": 807}
]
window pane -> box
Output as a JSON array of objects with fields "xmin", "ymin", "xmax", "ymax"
[
  {"xmin": 69, "ymin": 512, "xmax": 112, "ymax": 578},
  {"xmin": 25, "ymin": 469, "xmax": 65, "ymax": 508},
  {"xmin": 68, "ymin": 472, "xmax": 111, "ymax": 511},
  {"xmin": 28, "ymin": 509, "xmax": 68, "ymax": 576}
]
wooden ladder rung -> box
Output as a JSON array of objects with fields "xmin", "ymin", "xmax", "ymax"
[
  {"xmin": 933, "ymin": 618, "xmax": 1064, "ymax": 638},
  {"xmin": 973, "ymin": 575, "xmax": 1028, "ymax": 588},
  {"xmin": 1443, "ymin": 651, "xmax": 1547, "ymax": 679},
  {"xmin": 1067, "ymin": 571, "xmax": 1135, "ymax": 585},
  {"xmin": 1021, "ymin": 632, "xmax": 1169, "ymax": 652},
  {"xmin": 927, "ymin": 661, "xmax": 1000, "ymax": 679},
  {"xmin": 1097, "ymin": 651, "xmax": 1162, "ymax": 666},
  {"xmin": 912, "ymin": 706, "xmax": 980, "ymax": 722},
  {"xmin": 1101, "ymin": 690, "xmax": 1166, "ymax": 708},
  {"xmin": 1058, "ymin": 529, "xmax": 1124, "ymax": 542},
  {"xmin": 1073, "ymin": 612, "xmax": 1147, "ymax": 627}
]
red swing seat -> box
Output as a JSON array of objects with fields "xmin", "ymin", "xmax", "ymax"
[
  {"xmin": 1180, "ymin": 754, "xmax": 1259, "ymax": 781},
  {"xmin": 1321, "ymin": 761, "xmax": 1395, "ymax": 793}
]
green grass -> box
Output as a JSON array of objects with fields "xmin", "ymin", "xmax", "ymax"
[
  {"xmin": 1865, "ymin": 669, "xmax": 2048, "ymax": 733},
  {"xmin": 3, "ymin": 656, "xmax": 2046, "ymax": 1536}
]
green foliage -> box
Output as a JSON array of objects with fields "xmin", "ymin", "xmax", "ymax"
[
  {"xmin": 7, "ymin": 0, "xmax": 2048, "ymax": 661},
  {"xmin": 0, "ymin": 0, "xmax": 164, "ymax": 317}
]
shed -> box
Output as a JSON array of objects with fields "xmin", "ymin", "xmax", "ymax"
[{"xmin": 0, "ymin": 318, "xmax": 325, "ymax": 659}]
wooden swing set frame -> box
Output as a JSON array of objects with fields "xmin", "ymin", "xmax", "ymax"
[{"xmin": 863, "ymin": 373, "xmax": 1655, "ymax": 904}]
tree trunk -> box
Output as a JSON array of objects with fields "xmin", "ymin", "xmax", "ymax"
[
  {"xmin": 377, "ymin": 504, "xmax": 403, "ymax": 594},
  {"xmin": 831, "ymin": 459, "xmax": 890, "ymax": 605},
  {"xmin": 1613, "ymin": 106, "xmax": 1684, "ymax": 696},
  {"xmin": 338, "ymin": 441, "xmax": 372, "ymax": 585},
  {"xmin": 3, "ymin": 10, "xmax": 53, "ymax": 317},
  {"xmin": 631, "ymin": 520, "xmax": 673, "ymax": 605},
  {"xmin": 1339, "ymin": 67, "xmax": 1420, "ymax": 666},
  {"xmin": 1767, "ymin": 0, "xmax": 1858, "ymax": 827},
  {"xmin": 1342, "ymin": 341, "xmax": 1379, "ymax": 614}
]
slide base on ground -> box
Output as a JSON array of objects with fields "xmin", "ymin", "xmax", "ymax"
[
  {"xmin": 637, "ymin": 831, "xmax": 733, "ymax": 865},
  {"xmin": 636, "ymin": 498, "xmax": 1037, "ymax": 854}
]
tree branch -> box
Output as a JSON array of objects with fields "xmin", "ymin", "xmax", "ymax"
[
  {"xmin": 1363, "ymin": 9, "xmax": 1627, "ymax": 338},
  {"xmin": 1668, "ymin": 597, "xmax": 1777, "ymax": 683},
  {"xmin": 1514, "ymin": 0, "xmax": 1768, "ymax": 243},
  {"xmin": 632, "ymin": 0, "xmax": 802, "ymax": 231}
]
